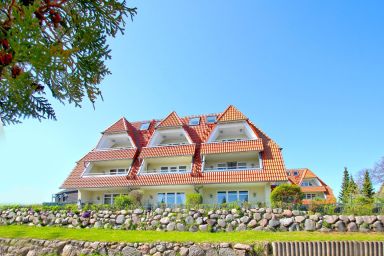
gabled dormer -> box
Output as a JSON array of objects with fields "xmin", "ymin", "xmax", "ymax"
[
  {"xmin": 96, "ymin": 117, "xmax": 136, "ymax": 150},
  {"xmin": 148, "ymin": 112, "xmax": 192, "ymax": 147},
  {"xmin": 207, "ymin": 106, "xmax": 256, "ymax": 143}
]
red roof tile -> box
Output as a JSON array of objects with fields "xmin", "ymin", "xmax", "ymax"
[
  {"xmin": 85, "ymin": 149, "xmax": 137, "ymax": 162},
  {"xmin": 157, "ymin": 111, "xmax": 183, "ymax": 128},
  {"xmin": 61, "ymin": 106, "xmax": 292, "ymax": 189},
  {"xmin": 140, "ymin": 144, "xmax": 196, "ymax": 158},
  {"xmin": 201, "ymin": 140, "xmax": 264, "ymax": 155},
  {"xmin": 217, "ymin": 105, "xmax": 248, "ymax": 123}
]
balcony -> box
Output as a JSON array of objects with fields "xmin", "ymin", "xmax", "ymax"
[
  {"xmin": 139, "ymin": 156, "xmax": 192, "ymax": 175},
  {"xmin": 203, "ymin": 151, "xmax": 262, "ymax": 172},
  {"xmin": 82, "ymin": 159, "xmax": 132, "ymax": 177}
]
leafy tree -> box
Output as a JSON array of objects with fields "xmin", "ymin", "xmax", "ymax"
[
  {"xmin": 339, "ymin": 167, "xmax": 350, "ymax": 203},
  {"xmin": 362, "ymin": 170, "xmax": 375, "ymax": 199},
  {"xmin": 186, "ymin": 193, "xmax": 203, "ymax": 207},
  {"xmin": 0, "ymin": 0, "xmax": 137, "ymax": 125},
  {"xmin": 270, "ymin": 183, "xmax": 303, "ymax": 208}
]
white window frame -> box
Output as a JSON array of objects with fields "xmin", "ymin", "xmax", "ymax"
[
  {"xmin": 304, "ymin": 193, "xmax": 317, "ymax": 200},
  {"xmin": 109, "ymin": 168, "xmax": 129, "ymax": 175},
  {"xmin": 217, "ymin": 190, "xmax": 249, "ymax": 204},
  {"xmin": 157, "ymin": 192, "xmax": 185, "ymax": 205},
  {"xmin": 206, "ymin": 115, "xmax": 217, "ymax": 124},
  {"xmin": 189, "ymin": 117, "xmax": 200, "ymax": 126},
  {"xmin": 140, "ymin": 122, "xmax": 150, "ymax": 130}
]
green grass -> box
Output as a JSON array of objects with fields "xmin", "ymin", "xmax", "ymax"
[{"xmin": 1, "ymin": 226, "xmax": 384, "ymax": 243}]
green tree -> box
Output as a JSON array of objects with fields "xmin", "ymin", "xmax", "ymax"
[
  {"xmin": 362, "ymin": 170, "xmax": 375, "ymax": 199},
  {"xmin": 339, "ymin": 167, "xmax": 350, "ymax": 203},
  {"xmin": 270, "ymin": 183, "xmax": 303, "ymax": 208},
  {"xmin": 348, "ymin": 175, "xmax": 359, "ymax": 196},
  {"xmin": 0, "ymin": 0, "xmax": 137, "ymax": 125}
]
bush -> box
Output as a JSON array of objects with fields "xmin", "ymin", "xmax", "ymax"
[
  {"xmin": 186, "ymin": 193, "xmax": 203, "ymax": 206},
  {"xmin": 308, "ymin": 198, "xmax": 327, "ymax": 214},
  {"xmin": 270, "ymin": 183, "xmax": 303, "ymax": 208},
  {"xmin": 129, "ymin": 190, "xmax": 144, "ymax": 206},
  {"xmin": 113, "ymin": 195, "xmax": 134, "ymax": 209}
]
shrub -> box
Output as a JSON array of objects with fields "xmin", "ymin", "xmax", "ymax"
[
  {"xmin": 308, "ymin": 198, "xmax": 327, "ymax": 214},
  {"xmin": 186, "ymin": 193, "xmax": 203, "ymax": 207},
  {"xmin": 114, "ymin": 195, "xmax": 134, "ymax": 209},
  {"xmin": 270, "ymin": 183, "xmax": 303, "ymax": 208},
  {"xmin": 129, "ymin": 190, "xmax": 144, "ymax": 206}
]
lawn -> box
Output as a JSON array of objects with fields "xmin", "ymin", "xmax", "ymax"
[{"xmin": 0, "ymin": 226, "xmax": 384, "ymax": 243}]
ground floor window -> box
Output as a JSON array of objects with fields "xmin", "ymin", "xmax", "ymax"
[
  {"xmin": 217, "ymin": 191, "xmax": 248, "ymax": 204},
  {"xmin": 157, "ymin": 192, "xmax": 185, "ymax": 206},
  {"xmin": 103, "ymin": 193, "xmax": 128, "ymax": 205}
]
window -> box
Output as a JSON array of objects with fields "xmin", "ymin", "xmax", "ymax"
[
  {"xmin": 304, "ymin": 193, "xmax": 317, "ymax": 200},
  {"xmin": 160, "ymin": 167, "xmax": 169, "ymax": 173},
  {"xmin": 140, "ymin": 122, "xmax": 150, "ymax": 130},
  {"xmin": 109, "ymin": 169, "xmax": 128, "ymax": 175},
  {"xmin": 206, "ymin": 115, "xmax": 216, "ymax": 124},
  {"xmin": 293, "ymin": 171, "xmax": 299, "ymax": 176},
  {"xmin": 189, "ymin": 117, "xmax": 200, "ymax": 126},
  {"xmin": 214, "ymin": 162, "xmax": 248, "ymax": 171},
  {"xmin": 237, "ymin": 162, "xmax": 247, "ymax": 169},
  {"xmin": 217, "ymin": 191, "xmax": 249, "ymax": 204},
  {"xmin": 158, "ymin": 165, "xmax": 188, "ymax": 174},
  {"xmin": 301, "ymin": 180, "xmax": 314, "ymax": 187},
  {"xmin": 157, "ymin": 192, "xmax": 185, "ymax": 206}
]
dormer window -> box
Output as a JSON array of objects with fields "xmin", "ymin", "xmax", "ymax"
[
  {"xmin": 207, "ymin": 122, "xmax": 257, "ymax": 143},
  {"xmin": 189, "ymin": 117, "xmax": 200, "ymax": 126},
  {"xmin": 293, "ymin": 171, "xmax": 299, "ymax": 176},
  {"xmin": 206, "ymin": 115, "xmax": 216, "ymax": 124},
  {"xmin": 96, "ymin": 133, "xmax": 135, "ymax": 150},
  {"xmin": 148, "ymin": 128, "xmax": 192, "ymax": 147},
  {"xmin": 140, "ymin": 122, "xmax": 150, "ymax": 130}
]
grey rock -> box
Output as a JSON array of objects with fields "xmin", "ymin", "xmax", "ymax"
[
  {"xmin": 206, "ymin": 248, "xmax": 219, "ymax": 256},
  {"xmin": 363, "ymin": 216, "xmax": 377, "ymax": 225},
  {"xmin": 236, "ymin": 223, "xmax": 247, "ymax": 231},
  {"xmin": 289, "ymin": 223, "xmax": 300, "ymax": 231},
  {"xmin": 268, "ymin": 218, "xmax": 280, "ymax": 228},
  {"xmin": 372, "ymin": 221, "xmax": 384, "ymax": 232},
  {"xmin": 347, "ymin": 222, "xmax": 358, "ymax": 232},
  {"xmin": 133, "ymin": 209, "xmax": 144, "ymax": 215},
  {"xmin": 233, "ymin": 244, "xmax": 251, "ymax": 251},
  {"xmin": 259, "ymin": 218, "xmax": 268, "ymax": 227},
  {"xmin": 292, "ymin": 210, "xmax": 300, "ymax": 216},
  {"xmin": 218, "ymin": 219, "xmax": 226, "ymax": 228},
  {"xmin": 283, "ymin": 209, "xmax": 293, "ymax": 217},
  {"xmin": 116, "ymin": 215, "xmax": 125, "ymax": 225},
  {"xmin": 304, "ymin": 219, "xmax": 315, "ymax": 231},
  {"xmin": 164, "ymin": 250, "xmax": 176, "ymax": 256},
  {"xmin": 294, "ymin": 216, "xmax": 306, "ymax": 223},
  {"xmin": 188, "ymin": 245, "xmax": 205, "ymax": 256},
  {"xmin": 180, "ymin": 247, "xmax": 189, "ymax": 256},
  {"xmin": 199, "ymin": 224, "xmax": 208, "ymax": 232},
  {"xmin": 338, "ymin": 215, "xmax": 349, "ymax": 223},
  {"xmin": 160, "ymin": 217, "xmax": 170, "ymax": 225},
  {"xmin": 167, "ymin": 222, "xmax": 176, "ymax": 231},
  {"xmin": 324, "ymin": 215, "xmax": 338, "ymax": 224},
  {"xmin": 247, "ymin": 219, "xmax": 257, "ymax": 228},
  {"xmin": 196, "ymin": 217, "xmax": 203, "ymax": 225},
  {"xmin": 253, "ymin": 213, "xmax": 261, "ymax": 221},
  {"xmin": 280, "ymin": 218, "xmax": 293, "ymax": 227},
  {"xmin": 263, "ymin": 213, "xmax": 272, "ymax": 220},
  {"xmin": 156, "ymin": 244, "xmax": 166, "ymax": 252},
  {"xmin": 189, "ymin": 225, "xmax": 198, "ymax": 232},
  {"xmin": 309, "ymin": 215, "xmax": 319, "ymax": 222},
  {"xmin": 335, "ymin": 220, "xmax": 346, "ymax": 232},
  {"xmin": 225, "ymin": 214, "xmax": 233, "ymax": 222},
  {"xmin": 185, "ymin": 216, "xmax": 194, "ymax": 225},
  {"xmin": 176, "ymin": 223, "xmax": 185, "ymax": 231},
  {"xmin": 240, "ymin": 216, "xmax": 250, "ymax": 224},
  {"xmin": 219, "ymin": 248, "xmax": 236, "ymax": 256}
]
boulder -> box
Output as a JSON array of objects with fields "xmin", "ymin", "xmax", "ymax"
[
  {"xmin": 225, "ymin": 214, "xmax": 233, "ymax": 222},
  {"xmin": 347, "ymin": 222, "xmax": 358, "ymax": 232},
  {"xmin": 247, "ymin": 219, "xmax": 257, "ymax": 228},
  {"xmin": 218, "ymin": 219, "xmax": 226, "ymax": 228},
  {"xmin": 199, "ymin": 224, "xmax": 208, "ymax": 232},
  {"xmin": 280, "ymin": 218, "xmax": 293, "ymax": 227},
  {"xmin": 180, "ymin": 247, "xmax": 189, "ymax": 256},
  {"xmin": 166, "ymin": 222, "xmax": 176, "ymax": 231},
  {"xmin": 253, "ymin": 213, "xmax": 261, "ymax": 221},
  {"xmin": 176, "ymin": 223, "xmax": 185, "ymax": 231},
  {"xmin": 304, "ymin": 219, "xmax": 315, "ymax": 231},
  {"xmin": 188, "ymin": 245, "xmax": 205, "ymax": 256},
  {"xmin": 160, "ymin": 217, "xmax": 170, "ymax": 225},
  {"xmin": 185, "ymin": 216, "xmax": 194, "ymax": 225},
  {"xmin": 324, "ymin": 215, "xmax": 338, "ymax": 224},
  {"xmin": 116, "ymin": 215, "xmax": 125, "ymax": 225},
  {"xmin": 219, "ymin": 248, "xmax": 236, "ymax": 256},
  {"xmin": 335, "ymin": 220, "xmax": 346, "ymax": 232},
  {"xmin": 372, "ymin": 221, "xmax": 384, "ymax": 232},
  {"xmin": 294, "ymin": 216, "xmax": 306, "ymax": 223},
  {"xmin": 236, "ymin": 223, "xmax": 247, "ymax": 231},
  {"xmin": 268, "ymin": 218, "xmax": 280, "ymax": 228},
  {"xmin": 283, "ymin": 209, "xmax": 292, "ymax": 217},
  {"xmin": 133, "ymin": 209, "xmax": 144, "ymax": 215},
  {"xmin": 240, "ymin": 216, "xmax": 250, "ymax": 224},
  {"xmin": 233, "ymin": 244, "xmax": 251, "ymax": 251}
]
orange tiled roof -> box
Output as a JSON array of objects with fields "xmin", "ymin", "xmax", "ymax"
[
  {"xmin": 85, "ymin": 148, "xmax": 137, "ymax": 162},
  {"xmin": 287, "ymin": 168, "xmax": 336, "ymax": 203},
  {"xmin": 61, "ymin": 105, "xmax": 289, "ymax": 189},
  {"xmin": 201, "ymin": 140, "xmax": 264, "ymax": 155},
  {"xmin": 157, "ymin": 111, "xmax": 183, "ymax": 128},
  {"xmin": 217, "ymin": 105, "xmax": 248, "ymax": 122},
  {"xmin": 140, "ymin": 144, "xmax": 196, "ymax": 158}
]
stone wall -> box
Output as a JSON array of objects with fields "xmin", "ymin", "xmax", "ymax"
[
  {"xmin": 1, "ymin": 207, "xmax": 384, "ymax": 232},
  {"xmin": 0, "ymin": 238, "xmax": 269, "ymax": 256}
]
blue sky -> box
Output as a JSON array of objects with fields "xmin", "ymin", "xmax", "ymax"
[{"xmin": 1, "ymin": 0, "xmax": 383, "ymax": 203}]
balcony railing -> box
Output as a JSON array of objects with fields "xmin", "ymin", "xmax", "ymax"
[{"xmin": 204, "ymin": 164, "xmax": 261, "ymax": 172}]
